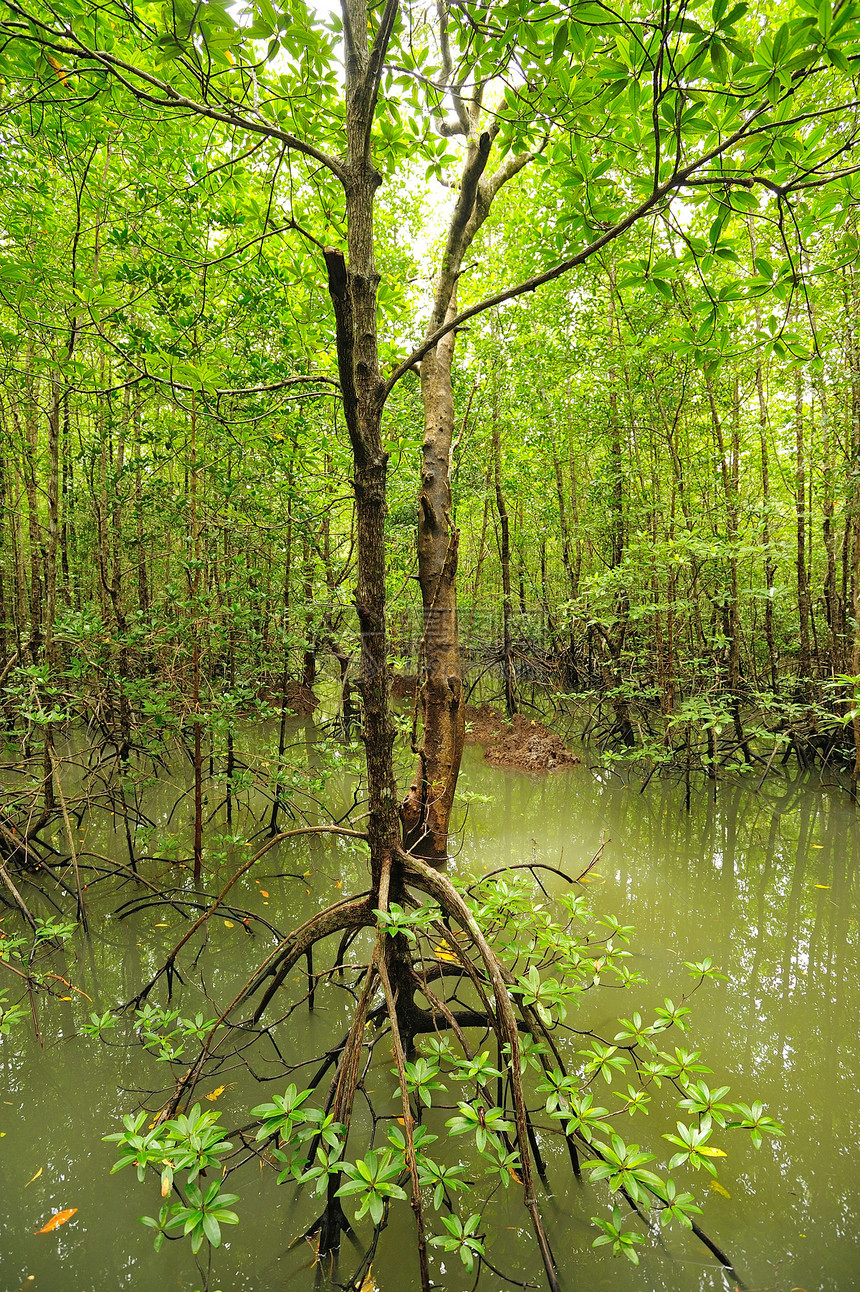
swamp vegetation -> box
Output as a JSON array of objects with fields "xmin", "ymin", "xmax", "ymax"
[{"xmin": 1, "ymin": 0, "xmax": 860, "ymax": 1287}]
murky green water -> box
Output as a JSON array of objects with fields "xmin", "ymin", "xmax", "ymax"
[{"xmin": 1, "ymin": 727, "xmax": 858, "ymax": 1292}]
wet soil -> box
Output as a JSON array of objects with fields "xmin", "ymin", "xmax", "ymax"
[
  {"xmin": 265, "ymin": 680, "xmax": 319, "ymax": 715},
  {"xmin": 463, "ymin": 704, "xmax": 580, "ymax": 772}
]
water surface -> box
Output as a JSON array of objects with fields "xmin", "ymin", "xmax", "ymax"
[{"xmin": 1, "ymin": 732, "xmax": 856, "ymax": 1292}]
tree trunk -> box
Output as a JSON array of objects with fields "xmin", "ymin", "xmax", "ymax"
[
  {"xmin": 401, "ymin": 121, "xmax": 532, "ymax": 856},
  {"xmin": 321, "ymin": 0, "xmax": 402, "ymax": 891},
  {"xmin": 492, "ymin": 388, "xmax": 517, "ymax": 718},
  {"xmin": 795, "ymin": 371, "xmax": 813, "ymax": 702},
  {"xmin": 271, "ymin": 447, "xmax": 295, "ymax": 834},
  {"xmin": 401, "ymin": 300, "xmax": 464, "ymax": 858}
]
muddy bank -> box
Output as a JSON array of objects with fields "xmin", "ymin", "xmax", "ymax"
[
  {"xmin": 389, "ymin": 685, "xmax": 578, "ymax": 771},
  {"xmin": 260, "ymin": 679, "xmax": 318, "ymax": 715},
  {"xmin": 464, "ymin": 704, "xmax": 580, "ymax": 772},
  {"xmin": 284, "ymin": 681, "xmax": 319, "ymax": 715}
]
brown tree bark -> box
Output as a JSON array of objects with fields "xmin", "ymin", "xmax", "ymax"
[
  {"xmin": 492, "ymin": 387, "xmax": 517, "ymax": 718},
  {"xmin": 270, "ymin": 442, "xmax": 295, "ymax": 835},
  {"xmin": 401, "ymin": 88, "xmax": 534, "ymax": 856},
  {"xmin": 704, "ymin": 373, "xmax": 750, "ymax": 760},
  {"xmin": 795, "ymin": 371, "xmax": 814, "ymax": 702},
  {"xmin": 321, "ymin": 0, "xmax": 402, "ymax": 891},
  {"xmin": 747, "ymin": 217, "xmax": 779, "ymax": 694}
]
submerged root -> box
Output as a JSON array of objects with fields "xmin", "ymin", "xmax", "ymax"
[
  {"xmin": 133, "ymin": 848, "xmax": 745, "ymax": 1292},
  {"xmin": 304, "ymin": 1183, "xmax": 354, "ymax": 1255}
]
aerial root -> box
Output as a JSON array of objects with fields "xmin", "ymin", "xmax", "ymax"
[
  {"xmin": 0, "ymin": 853, "xmax": 36, "ymax": 927},
  {"xmin": 250, "ymin": 894, "xmax": 375, "ymax": 1022},
  {"xmin": 379, "ymin": 948, "xmax": 431, "ymax": 1292},
  {"xmin": 397, "ymin": 849, "xmax": 561, "ymax": 1292},
  {"xmin": 120, "ymin": 828, "xmax": 368, "ymax": 1011},
  {"xmin": 145, "ymin": 854, "xmax": 745, "ymax": 1292},
  {"xmin": 313, "ymin": 938, "xmax": 383, "ymax": 1258}
]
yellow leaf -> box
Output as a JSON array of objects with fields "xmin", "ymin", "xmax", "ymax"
[
  {"xmin": 335, "ymin": 880, "xmax": 343, "ymax": 889},
  {"xmin": 154, "ymin": 922, "xmax": 169, "ymax": 927},
  {"xmin": 710, "ymin": 1179, "xmax": 731, "ymax": 1198},
  {"xmin": 303, "ymin": 870, "xmax": 310, "ymax": 877},
  {"xmin": 45, "ymin": 53, "xmax": 68, "ymax": 83},
  {"xmin": 814, "ymin": 884, "xmax": 830, "ymax": 889},
  {"xmin": 24, "ymin": 1167, "xmax": 43, "ymax": 1188},
  {"xmin": 223, "ymin": 919, "xmax": 235, "ymax": 927},
  {"xmin": 35, "ymin": 1208, "xmax": 77, "ymax": 1234},
  {"xmin": 205, "ymin": 1086, "xmax": 227, "ymax": 1102},
  {"xmin": 811, "ymin": 844, "xmax": 824, "ymax": 849},
  {"xmin": 358, "ymin": 1266, "xmax": 377, "ymax": 1292},
  {"xmin": 698, "ymin": 1146, "xmax": 727, "ymax": 1157},
  {"xmin": 260, "ymin": 890, "xmax": 269, "ymax": 898}
]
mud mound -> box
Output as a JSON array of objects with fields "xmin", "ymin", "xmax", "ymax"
[
  {"xmin": 463, "ymin": 703, "xmax": 509, "ymax": 744},
  {"xmin": 391, "ymin": 673, "xmax": 418, "ymax": 699},
  {"xmin": 282, "ymin": 681, "xmax": 319, "ymax": 716},
  {"xmin": 464, "ymin": 704, "xmax": 579, "ymax": 772}
]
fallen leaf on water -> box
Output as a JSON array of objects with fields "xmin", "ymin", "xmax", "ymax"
[
  {"xmin": 35, "ymin": 1208, "xmax": 77, "ymax": 1234},
  {"xmin": 154, "ymin": 923, "xmax": 169, "ymax": 928},
  {"xmin": 698, "ymin": 1147, "xmax": 727, "ymax": 1157},
  {"xmin": 303, "ymin": 871, "xmax": 310, "ymax": 877},
  {"xmin": 205, "ymin": 1086, "xmax": 227, "ymax": 1102},
  {"xmin": 335, "ymin": 881, "xmax": 342, "ymax": 889},
  {"xmin": 811, "ymin": 844, "xmax": 824, "ymax": 849},
  {"xmin": 223, "ymin": 919, "xmax": 235, "ymax": 928},
  {"xmin": 434, "ymin": 940, "xmax": 456, "ymax": 963},
  {"xmin": 260, "ymin": 890, "xmax": 269, "ymax": 898},
  {"xmin": 358, "ymin": 1266, "xmax": 377, "ymax": 1292},
  {"xmin": 25, "ymin": 1168, "xmax": 43, "ymax": 1188},
  {"xmin": 710, "ymin": 1179, "xmax": 731, "ymax": 1199},
  {"xmin": 814, "ymin": 884, "xmax": 831, "ymax": 889}
]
